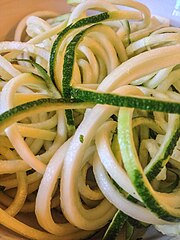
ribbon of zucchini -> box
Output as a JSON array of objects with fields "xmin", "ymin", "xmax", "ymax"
[
  {"xmin": 118, "ymin": 107, "xmax": 180, "ymax": 222},
  {"xmin": 145, "ymin": 114, "xmax": 180, "ymax": 181},
  {"xmin": 0, "ymin": 98, "xmax": 93, "ymax": 135},
  {"xmin": 11, "ymin": 59, "xmax": 60, "ymax": 98},
  {"xmin": 71, "ymin": 87, "xmax": 180, "ymax": 114},
  {"xmin": 102, "ymin": 210, "xmax": 128, "ymax": 240}
]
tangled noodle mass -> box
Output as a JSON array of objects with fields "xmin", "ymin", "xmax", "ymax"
[{"xmin": 0, "ymin": 0, "xmax": 180, "ymax": 239}]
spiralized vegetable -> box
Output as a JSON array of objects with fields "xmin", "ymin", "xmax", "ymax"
[{"xmin": 0, "ymin": 0, "xmax": 179, "ymax": 239}]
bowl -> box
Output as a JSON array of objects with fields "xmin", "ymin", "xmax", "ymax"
[
  {"xmin": 0, "ymin": 0, "xmax": 69, "ymax": 41},
  {"xmin": 138, "ymin": 0, "xmax": 180, "ymax": 27},
  {"xmin": 0, "ymin": 1, "xmax": 179, "ymax": 240}
]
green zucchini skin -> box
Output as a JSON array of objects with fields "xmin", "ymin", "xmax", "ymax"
[
  {"xmin": 0, "ymin": 98, "xmax": 93, "ymax": 134},
  {"xmin": 146, "ymin": 128, "xmax": 180, "ymax": 182},
  {"xmin": 71, "ymin": 88, "xmax": 180, "ymax": 114},
  {"xmin": 102, "ymin": 210, "xmax": 128, "ymax": 240},
  {"xmin": 0, "ymin": 98, "xmax": 80, "ymax": 119},
  {"xmin": 12, "ymin": 59, "xmax": 60, "ymax": 97},
  {"xmin": 62, "ymin": 24, "xmax": 102, "ymax": 98},
  {"xmin": 62, "ymin": 28, "xmax": 88, "ymax": 98},
  {"xmin": 132, "ymin": 169, "xmax": 179, "ymax": 222},
  {"xmin": 50, "ymin": 12, "xmax": 110, "ymax": 85}
]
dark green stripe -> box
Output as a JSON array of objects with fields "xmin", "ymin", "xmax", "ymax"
[
  {"xmin": 0, "ymin": 98, "xmax": 83, "ymax": 125},
  {"xmin": 62, "ymin": 26, "xmax": 100, "ymax": 98},
  {"xmin": 71, "ymin": 88, "xmax": 180, "ymax": 114},
  {"xmin": 103, "ymin": 210, "xmax": 128, "ymax": 240},
  {"xmin": 50, "ymin": 12, "xmax": 110, "ymax": 84},
  {"xmin": 146, "ymin": 128, "xmax": 180, "ymax": 182},
  {"xmin": 133, "ymin": 169, "xmax": 179, "ymax": 222},
  {"xmin": 65, "ymin": 109, "xmax": 76, "ymax": 136},
  {"xmin": 12, "ymin": 59, "xmax": 60, "ymax": 97}
]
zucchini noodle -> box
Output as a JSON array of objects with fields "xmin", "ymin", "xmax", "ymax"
[{"xmin": 0, "ymin": 0, "xmax": 179, "ymax": 239}]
